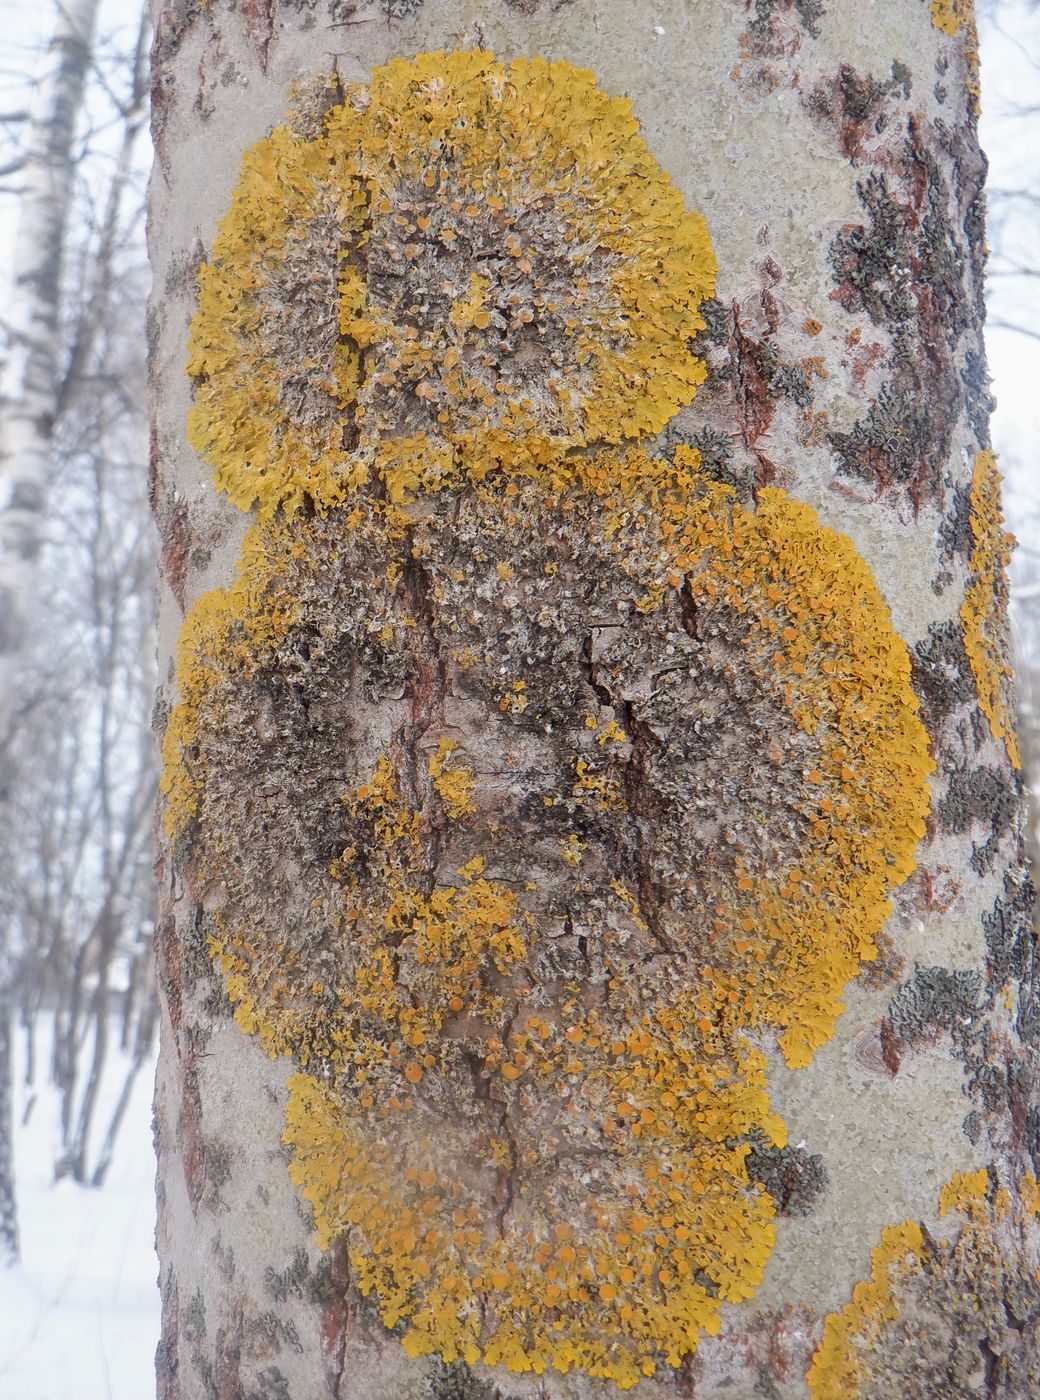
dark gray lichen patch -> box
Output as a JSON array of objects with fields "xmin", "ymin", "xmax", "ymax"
[
  {"xmin": 961, "ymin": 350, "xmax": 995, "ymax": 447},
  {"xmin": 421, "ymin": 1359, "xmax": 501, "ymax": 1400},
  {"xmin": 694, "ymin": 295, "xmax": 733, "ymax": 350},
  {"xmin": 502, "ymin": 0, "xmax": 575, "ymax": 11},
  {"xmin": 911, "ymin": 619, "xmax": 975, "ymax": 733},
  {"xmin": 829, "ymin": 384, "xmax": 932, "ymax": 492},
  {"xmin": 745, "ymin": 1141, "xmax": 828, "ymax": 1217},
  {"xmin": 806, "ymin": 63, "xmax": 911, "ymax": 163},
  {"xmin": 984, "ymin": 867, "xmax": 1039, "ymax": 1028},
  {"xmin": 264, "ymin": 1248, "xmax": 311, "ymax": 1304},
  {"xmin": 936, "ymin": 761, "xmax": 1021, "ymax": 872},
  {"xmin": 880, "ymin": 964, "xmax": 983, "ymax": 1073},
  {"xmin": 939, "ymin": 477, "xmax": 974, "ymax": 564},
  {"xmin": 749, "ymin": 0, "xmax": 825, "ymax": 41},
  {"xmin": 155, "ymin": 0, "xmax": 210, "ymax": 61},
  {"xmin": 822, "ymin": 103, "xmax": 987, "ymax": 507},
  {"xmin": 660, "ymin": 425, "xmax": 746, "ymax": 497},
  {"xmin": 247, "ymin": 1368, "xmax": 291, "ymax": 1400}
]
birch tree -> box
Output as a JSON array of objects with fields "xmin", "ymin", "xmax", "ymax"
[
  {"xmin": 152, "ymin": 2, "xmax": 1040, "ymax": 1395},
  {"xmin": 0, "ymin": 0, "xmax": 102, "ymax": 734}
]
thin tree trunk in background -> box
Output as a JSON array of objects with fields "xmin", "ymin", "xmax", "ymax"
[
  {"xmin": 56, "ymin": 4, "xmax": 150, "ymax": 421},
  {"xmin": 0, "ymin": 0, "xmax": 102, "ymax": 1269},
  {"xmin": 151, "ymin": 3, "xmax": 1039, "ymax": 1396},
  {"xmin": 0, "ymin": 0, "xmax": 101, "ymax": 706},
  {"xmin": 0, "ymin": 993, "xmax": 17, "ymax": 1263}
]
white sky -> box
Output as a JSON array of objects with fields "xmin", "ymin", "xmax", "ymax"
[{"xmin": 979, "ymin": 1, "xmax": 1040, "ymax": 537}]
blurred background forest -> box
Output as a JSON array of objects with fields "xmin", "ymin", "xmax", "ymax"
[{"xmin": 0, "ymin": 1, "xmax": 1036, "ymax": 1396}]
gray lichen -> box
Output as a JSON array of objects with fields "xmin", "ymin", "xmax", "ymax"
[
  {"xmin": 745, "ymin": 1141, "xmax": 829, "ymax": 1217},
  {"xmin": 936, "ymin": 762, "xmax": 1021, "ymax": 872}
]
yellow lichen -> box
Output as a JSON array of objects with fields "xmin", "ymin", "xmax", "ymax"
[
  {"xmin": 186, "ymin": 50, "xmax": 715, "ymax": 517},
  {"xmin": 202, "ymin": 733, "xmax": 781, "ymax": 1384},
  {"xmin": 518, "ymin": 444, "xmax": 934, "ymax": 1069},
  {"xmin": 163, "ymin": 445, "xmax": 932, "ymax": 1381},
  {"xmin": 428, "ymin": 739, "xmax": 477, "ymax": 818},
  {"xmin": 929, "ymin": 0, "xmax": 973, "ymax": 35},
  {"xmin": 808, "ymin": 1167, "xmax": 1040, "ymax": 1398},
  {"xmin": 284, "ymin": 1019, "xmax": 781, "ymax": 1386},
  {"xmin": 938, "ymin": 1167, "xmax": 989, "ymax": 1218},
  {"xmin": 167, "ymin": 45, "xmax": 935, "ymax": 1389},
  {"xmin": 806, "ymin": 1220, "xmax": 925, "ymax": 1400},
  {"xmin": 928, "ymin": 0, "xmax": 981, "ymax": 111},
  {"xmin": 961, "ymin": 449, "xmax": 1021, "ymax": 768}
]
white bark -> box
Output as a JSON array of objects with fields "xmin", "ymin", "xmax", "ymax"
[{"xmin": 0, "ymin": 0, "xmax": 101, "ymax": 722}]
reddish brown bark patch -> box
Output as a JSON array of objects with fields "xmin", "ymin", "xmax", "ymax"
[
  {"xmin": 239, "ymin": 0, "xmax": 275, "ymax": 73},
  {"xmin": 161, "ymin": 500, "xmax": 192, "ymax": 612}
]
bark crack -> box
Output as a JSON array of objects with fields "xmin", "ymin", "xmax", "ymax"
[{"xmin": 579, "ymin": 631, "xmax": 674, "ymax": 955}]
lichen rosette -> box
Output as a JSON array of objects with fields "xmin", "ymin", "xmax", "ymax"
[
  {"xmin": 162, "ymin": 444, "xmax": 933, "ymax": 1383},
  {"xmin": 186, "ymin": 51, "xmax": 716, "ymax": 516}
]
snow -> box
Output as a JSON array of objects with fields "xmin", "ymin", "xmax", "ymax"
[{"xmin": 0, "ymin": 1021, "xmax": 159, "ymax": 1400}]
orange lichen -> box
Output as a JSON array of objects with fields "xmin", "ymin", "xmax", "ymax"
[
  {"xmin": 805, "ymin": 1220, "xmax": 925, "ymax": 1400},
  {"xmin": 937, "ymin": 1166, "xmax": 989, "ymax": 1218},
  {"xmin": 186, "ymin": 50, "xmax": 715, "ymax": 517},
  {"xmin": 428, "ymin": 739, "xmax": 477, "ymax": 819},
  {"xmin": 168, "ymin": 45, "xmax": 934, "ymax": 1389},
  {"xmin": 929, "ymin": 0, "xmax": 974, "ymax": 36},
  {"xmin": 449, "ymin": 443, "xmax": 933, "ymax": 1068},
  {"xmin": 200, "ymin": 723, "xmax": 781, "ymax": 1384},
  {"xmin": 961, "ymin": 449, "xmax": 1021, "ymax": 768},
  {"xmin": 283, "ymin": 990, "xmax": 782, "ymax": 1386},
  {"xmin": 163, "ymin": 444, "xmax": 932, "ymax": 1381}
]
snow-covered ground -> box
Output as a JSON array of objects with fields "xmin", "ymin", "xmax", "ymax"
[{"xmin": 0, "ymin": 1022, "xmax": 159, "ymax": 1400}]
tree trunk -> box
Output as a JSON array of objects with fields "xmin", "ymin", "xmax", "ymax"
[
  {"xmin": 151, "ymin": 3, "xmax": 1039, "ymax": 1397},
  {"xmin": 0, "ymin": 993, "xmax": 18, "ymax": 1263},
  {"xmin": 0, "ymin": 0, "xmax": 101, "ymax": 718}
]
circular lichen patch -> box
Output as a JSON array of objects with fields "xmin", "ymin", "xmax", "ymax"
[
  {"xmin": 186, "ymin": 51, "xmax": 716, "ymax": 516},
  {"xmin": 162, "ymin": 446, "xmax": 933, "ymax": 1384}
]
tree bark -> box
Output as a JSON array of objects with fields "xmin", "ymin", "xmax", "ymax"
[
  {"xmin": 0, "ymin": 992, "xmax": 17, "ymax": 1263},
  {"xmin": 151, "ymin": 2, "xmax": 1039, "ymax": 1396},
  {"xmin": 0, "ymin": 0, "xmax": 101, "ymax": 711}
]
